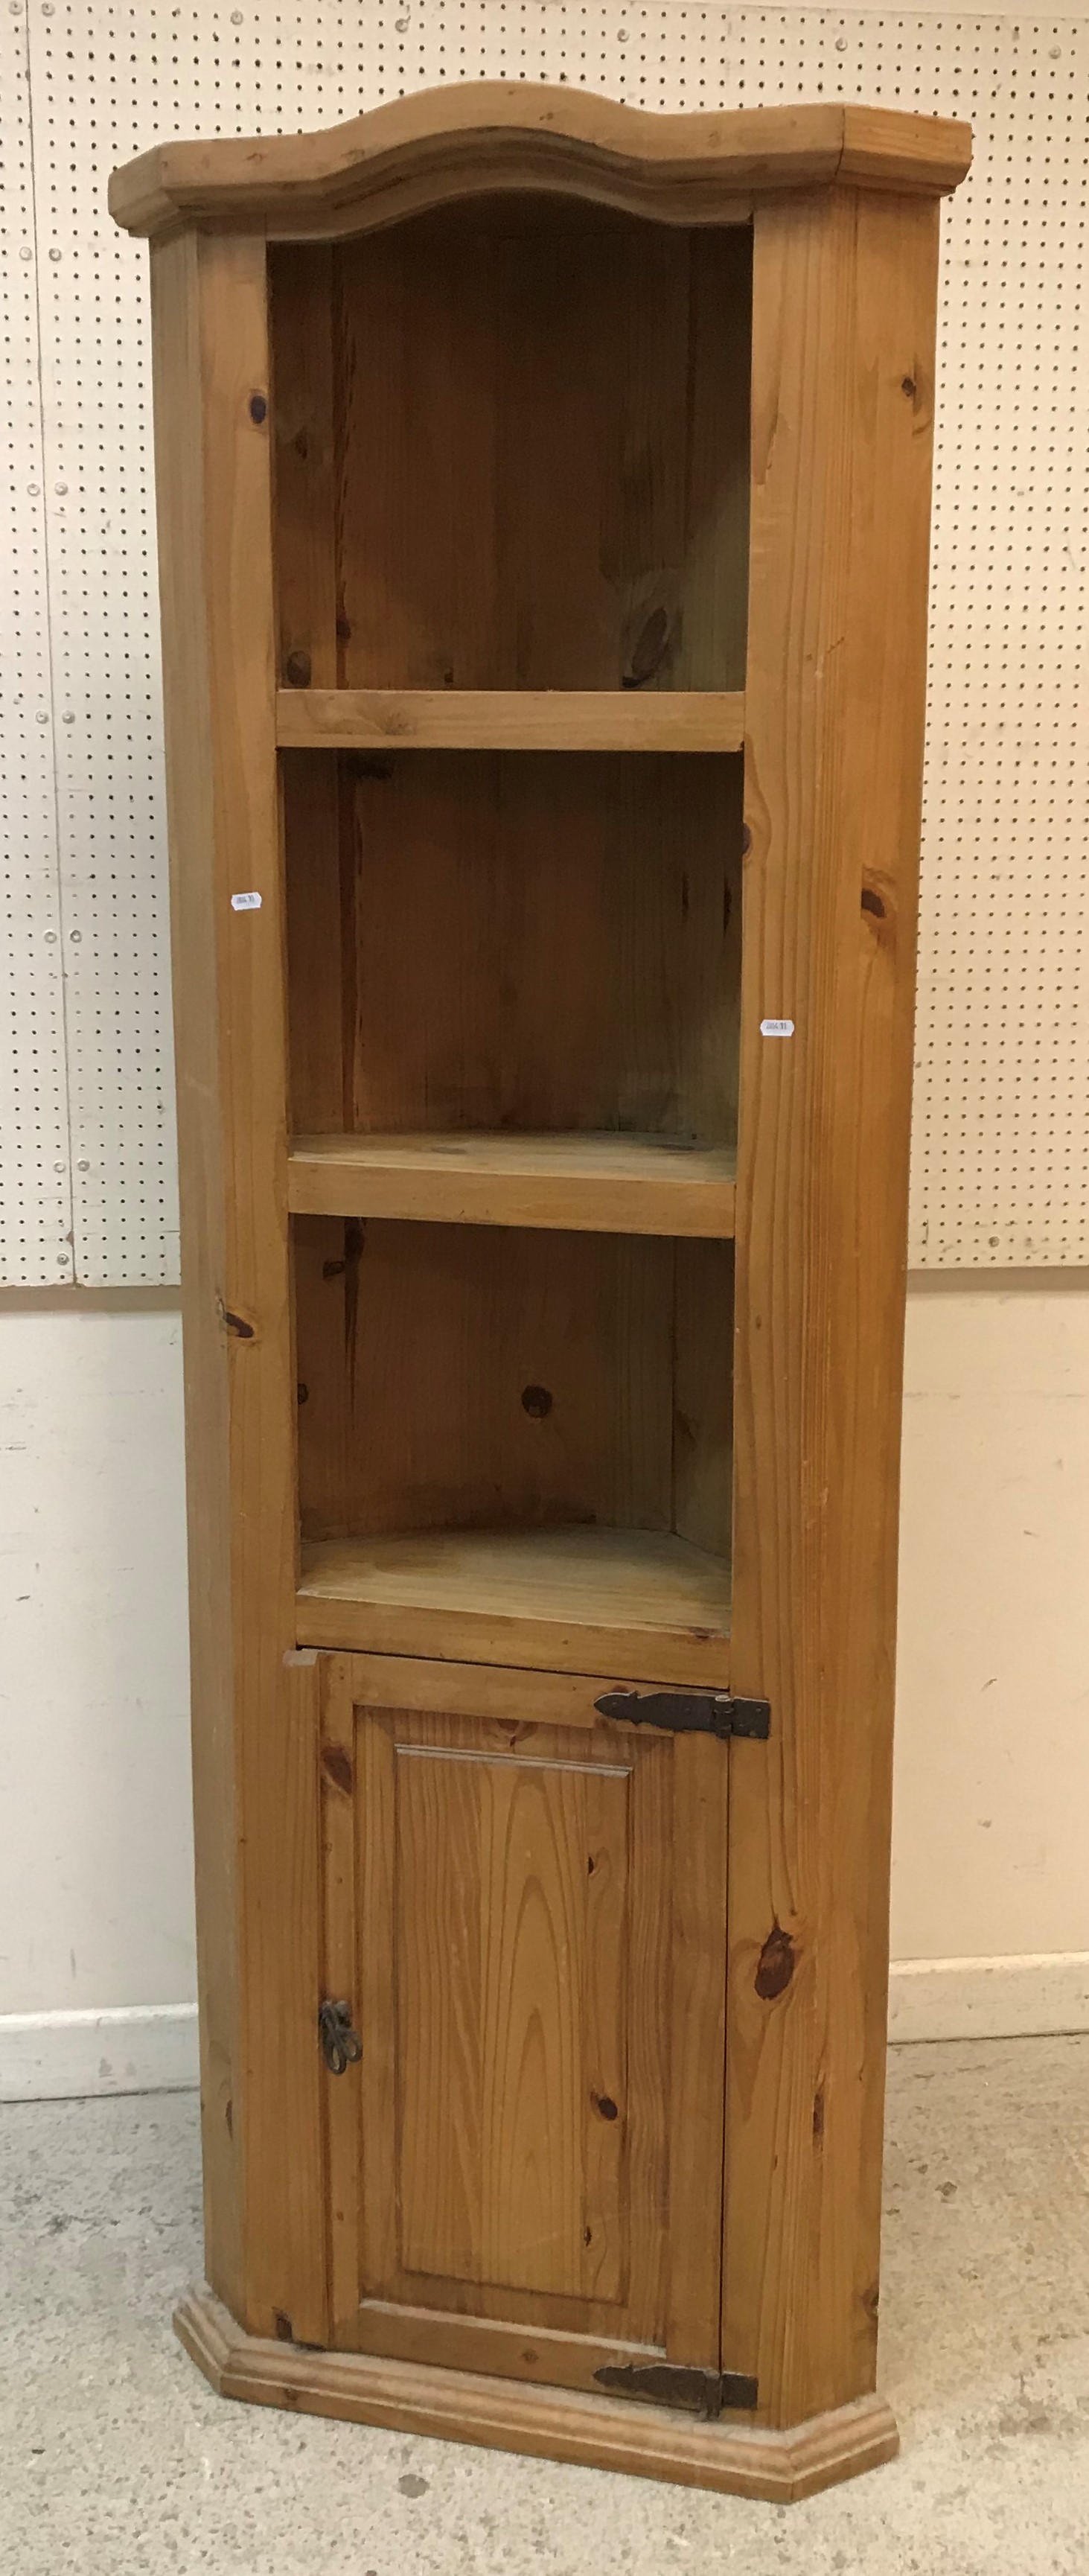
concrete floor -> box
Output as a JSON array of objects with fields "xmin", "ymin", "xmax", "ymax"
[{"xmin": 2, "ymin": 2036, "xmax": 1088, "ymax": 2575}]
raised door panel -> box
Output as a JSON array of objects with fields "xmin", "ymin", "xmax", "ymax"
[
  {"xmin": 394, "ymin": 1728, "xmax": 633, "ymax": 2302},
  {"xmin": 320, "ymin": 1659, "xmax": 729, "ymax": 2394}
]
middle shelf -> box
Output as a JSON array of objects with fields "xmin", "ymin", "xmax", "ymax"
[
  {"xmin": 276, "ymin": 687, "xmax": 747, "ymax": 754},
  {"xmin": 287, "ymin": 1132, "xmax": 737, "ymax": 1237}
]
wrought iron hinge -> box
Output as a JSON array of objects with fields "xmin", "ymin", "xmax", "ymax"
[
  {"xmin": 593, "ymin": 1689, "xmax": 770, "ymax": 1742},
  {"xmin": 318, "ymin": 1998, "xmax": 362, "ymax": 2075},
  {"xmin": 593, "ymin": 2361, "xmax": 759, "ymax": 2418}
]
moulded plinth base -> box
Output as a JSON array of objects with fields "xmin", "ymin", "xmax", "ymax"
[{"xmin": 175, "ymin": 2289, "xmax": 899, "ymax": 2504}]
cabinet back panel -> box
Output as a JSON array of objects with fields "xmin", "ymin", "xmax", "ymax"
[
  {"xmin": 284, "ymin": 750, "xmax": 743, "ymax": 1143},
  {"xmin": 271, "ymin": 209, "xmax": 750, "ymax": 694},
  {"xmin": 294, "ymin": 1217, "xmax": 732, "ymax": 1546}
]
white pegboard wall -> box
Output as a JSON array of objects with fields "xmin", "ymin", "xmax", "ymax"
[
  {"xmin": 0, "ymin": 8, "xmax": 71, "ymax": 1284},
  {"xmin": 1, "ymin": 2, "xmax": 1088, "ymax": 1276}
]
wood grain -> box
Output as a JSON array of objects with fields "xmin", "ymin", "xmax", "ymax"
[
  {"xmin": 673, "ymin": 1239, "xmax": 735, "ymax": 1555},
  {"xmin": 296, "ymin": 1527, "xmax": 731, "ymax": 1686},
  {"xmin": 271, "ymin": 250, "xmax": 345, "ymax": 1138},
  {"xmin": 666, "ymin": 1736, "xmax": 729, "ymax": 2362},
  {"xmin": 110, "ymin": 88, "xmax": 971, "ymax": 240},
  {"xmin": 293, "ymin": 1218, "xmax": 680, "ymax": 1541},
  {"xmin": 276, "ymin": 688, "xmax": 747, "ymax": 752},
  {"xmin": 149, "ymin": 229, "xmax": 242, "ymax": 2316},
  {"xmin": 392, "ymin": 1729, "xmax": 632, "ymax": 2300},
  {"xmin": 269, "ymin": 247, "xmax": 337, "ymax": 689},
  {"xmin": 148, "ymin": 228, "xmax": 325, "ymax": 2345},
  {"xmin": 176, "ymin": 2289, "xmax": 900, "ymax": 2501},
  {"xmin": 287, "ymin": 1133, "xmax": 737, "ymax": 1237},
  {"xmin": 724, "ymin": 187, "xmax": 942, "ymax": 2426}
]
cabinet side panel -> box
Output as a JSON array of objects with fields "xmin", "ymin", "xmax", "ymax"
[
  {"xmin": 150, "ymin": 230, "xmax": 241, "ymax": 2312},
  {"xmin": 726, "ymin": 189, "xmax": 939, "ymax": 2426},
  {"xmin": 151, "ymin": 229, "xmax": 326, "ymax": 2342}
]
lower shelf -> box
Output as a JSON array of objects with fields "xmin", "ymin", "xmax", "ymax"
[{"xmin": 296, "ymin": 1524, "xmax": 731, "ymax": 1686}]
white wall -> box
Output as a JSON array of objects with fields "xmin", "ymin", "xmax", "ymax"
[
  {"xmin": 890, "ymin": 1276, "xmax": 1089, "ymax": 2039},
  {"xmin": 1, "ymin": 1280, "xmax": 1088, "ymax": 2094},
  {"xmin": 0, "ymin": 1305, "xmax": 196, "ymax": 2094}
]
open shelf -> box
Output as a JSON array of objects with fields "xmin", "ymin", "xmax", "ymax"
[
  {"xmin": 284, "ymin": 751, "xmax": 743, "ymax": 1147},
  {"xmin": 295, "ymin": 1218, "xmax": 734, "ymax": 1677},
  {"xmin": 271, "ymin": 206, "xmax": 750, "ymax": 695},
  {"xmin": 275, "ymin": 192, "xmax": 749, "ymax": 1692},
  {"xmin": 296, "ymin": 1525, "xmax": 731, "ymax": 1685},
  {"xmin": 287, "ymin": 1132, "xmax": 737, "ymax": 1237},
  {"xmin": 277, "ymin": 689, "xmax": 746, "ymax": 753}
]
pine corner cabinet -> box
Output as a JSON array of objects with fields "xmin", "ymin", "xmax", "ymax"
[{"xmin": 111, "ymin": 86, "xmax": 971, "ymax": 2502}]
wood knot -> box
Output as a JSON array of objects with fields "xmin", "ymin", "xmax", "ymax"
[
  {"xmin": 754, "ymin": 1923, "xmax": 796, "ymax": 2001},
  {"xmin": 521, "ymin": 1384, "xmax": 552, "ymax": 1419},
  {"xmin": 322, "ymin": 1745, "xmax": 353, "ymax": 1796},
  {"xmin": 284, "ymin": 648, "xmax": 312, "ymax": 689},
  {"xmin": 248, "ymin": 392, "xmax": 267, "ymax": 425},
  {"xmin": 622, "ymin": 603, "xmax": 672, "ymax": 689},
  {"xmin": 222, "ymin": 1308, "xmax": 254, "ymax": 1341},
  {"xmin": 861, "ymin": 884, "xmax": 887, "ymax": 919}
]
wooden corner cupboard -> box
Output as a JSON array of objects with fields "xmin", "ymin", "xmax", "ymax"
[{"xmin": 111, "ymin": 85, "xmax": 971, "ymax": 2502}]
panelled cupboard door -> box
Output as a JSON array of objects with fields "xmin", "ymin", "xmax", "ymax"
[{"xmin": 319, "ymin": 1658, "xmax": 729, "ymax": 2397}]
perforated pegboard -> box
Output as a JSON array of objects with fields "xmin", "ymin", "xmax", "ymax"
[
  {"xmin": 0, "ymin": 10, "xmax": 71, "ymax": 1283},
  {"xmin": 2, "ymin": 2, "xmax": 1088, "ymax": 1278}
]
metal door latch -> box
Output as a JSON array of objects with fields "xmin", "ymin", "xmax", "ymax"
[
  {"xmin": 593, "ymin": 1689, "xmax": 770, "ymax": 1741},
  {"xmin": 318, "ymin": 1998, "xmax": 362, "ymax": 2074}
]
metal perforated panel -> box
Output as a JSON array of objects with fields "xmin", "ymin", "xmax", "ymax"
[
  {"xmin": 0, "ymin": 9, "xmax": 71, "ymax": 1283},
  {"xmin": 2, "ymin": 3, "xmax": 1088, "ymax": 1276}
]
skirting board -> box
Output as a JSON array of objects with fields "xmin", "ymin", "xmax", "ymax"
[
  {"xmin": 4, "ymin": 1961, "xmax": 1088, "ymax": 2100},
  {"xmin": 176, "ymin": 2289, "xmax": 898, "ymax": 2503},
  {"xmin": 0, "ymin": 2003, "xmax": 199, "ymax": 2102},
  {"xmin": 887, "ymin": 1952, "xmax": 1089, "ymax": 2044}
]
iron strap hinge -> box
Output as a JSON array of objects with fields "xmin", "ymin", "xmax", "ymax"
[
  {"xmin": 593, "ymin": 1689, "xmax": 770, "ymax": 1742},
  {"xmin": 593, "ymin": 2361, "xmax": 759, "ymax": 2418}
]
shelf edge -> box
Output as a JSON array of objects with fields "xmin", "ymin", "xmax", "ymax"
[{"xmin": 276, "ymin": 687, "xmax": 746, "ymax": 755}]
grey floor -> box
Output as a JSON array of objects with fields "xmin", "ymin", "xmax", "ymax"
[{"xmin": 3, "ymin": 2038, "xmax": 1088, "ymax": 2575}]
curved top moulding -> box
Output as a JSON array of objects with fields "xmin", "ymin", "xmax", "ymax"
[{"xmin": 109, "ymin": 83, "xmax": 972, "ymax": 243}]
